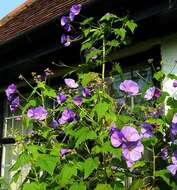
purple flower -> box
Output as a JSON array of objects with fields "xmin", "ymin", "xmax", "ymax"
[
  {"xmin": 121, "ymin": 126, "xmax": 141, "ymax": 142},
  {"xmin": 60, "ymin": 16, "xmax": 71, "ymax": 32},
  {"xmin": 161, "ymin": 147, "xmax": 168, "ymax": 160},
  {"xmin": 61, "ymin": 34, "xmax": 72, "ymax": 46},
  {"xmin": 173, "ymin": 80, "xmax": 177, "ymax": 87},
  {"xmin": 167, "ymin": 164, "xmax": 177, "ymax": 176},
  {"xmin": 167, "ymin": 151, "xmax": 177, "ymax": 175},
  {"xmin": 170, "ymin": 113, "xmax": 177, "ymax": 141},
  {"xmin": 110, "ymin": 124, "xmax": 143, "ymax": 168},
  {"xmin": 50, "ymin": 120, "xmax": 58, "ymax": 129},
  {"xmin": 122, "ymin": 141, "xmax": 144, "ymax": 163},
  {"xmin": 140, "ymin": 123, "xmax": 154, "ymax": 138},
  {"xmin": 5, "ymin": 84, "xmax": 17, "ymax": 100},
  {"xmin": 60, "ymin": 148, "xmax": 72, "ymax": 157},
  {"xmin": 172, "ymin": 151, "xmax": 177, "ymax": 164},
  {"xmin": 10, "ymin": 96, "xmax": 20, "ymax": 112},
  {"xmin": 144, "ymin": 87, "xmax": 161, "ymax": 100},
  {"xmin": 119, "ymin": 80, "xmax": 139, "ymax": 96},
  {"xmin": 57, "ymin": 93, "xmax": 67, "ymax": 104},
  {"xmin": 69, "ymin": 4, "xmax": 82, "ymax": 21},
  {"xmin": 64, "ymin": 78, "xmax": 79, "ymax": 88},
  {"xmin": 110, "ymin": 126, "xmax": 123, "ymax": 148},
  {"xmin": 61, "ymin": 16, "xmax": 69, "ymax": 26},
  {"xmin": 82, "ymin": 88, "xmax": 91, "ymax": 97},
  {"xmin": 58, "ymin": 108, "xmax": 75, "ymax": 125},
  {"xmin": 73, "ymin": 96, "xmax": 83, "ymax": 106},
  {"xmin": 27, "ymin": 106, "xmax": 48, "ymax": 121},
  {"xmin": 172, "ymin": 113, "xmax": 177, "ymax": 124}
]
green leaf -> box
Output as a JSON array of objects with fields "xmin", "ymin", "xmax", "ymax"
[
  {"xmin": 69, "ymin": 182, "xmax": 86, "ymax": 190},
  {"xmin": 94, "ymin": 102, "xmax": 109, "ymax": 121},
  {"xmin": 167, "ymin": 73, "xmax": 177, "ymax": 80},
  {"xmin": 126, "ymin": 20, "xmax": 137, "ymax": 33},
  {"xmin": 83, "ymin": 157, "xmax": 100, "ymax": 179},
  {"xmin": 116, "ymin": 115, "xmax": 135, "ymax": 127},
  {"xmin": 132, "ymin": 161, "xmax": 145, "ymax": 169},
  {"xmin": 166, "ymin": 108, "xmax": 177, "ymax": 124},
  {"xmin": 23, "ymin": 182, "xmax": 47, "ymax": 190},
  {"xmin": 166, "ymin": 97, "xmax": 177, "ymax": 109},
  {"xmin": 85, "ymin": 49, "xmax": 102, "ymax": 63},
  {"xmin": 142, "ymin": 137, "xmax": 158, "ymax": 147},
  {"xmin": 155, "ymin": 169, "xmax": 176, "ymax": 188},
  {"xmin": 92, "ymin": 141, "xmax": 121, "ymax": 157},
  {"xmin": 113, "ymin": 28, "xmax": 126, "ymax": 40},
  {"xmin": 43, "ymin": 86, "xmax": 56, "ymax": 97},
  {"xmin": 79, "ymin": 72, "xmax": 99, "ymax": 87},
  {"xmin": 95, "ymin": 184, "xmax": 113, "ymax": 190},
  {"xmin": 58, "ymin": 164, "xmax": 77, "ymax": 187},
  {"xmin": 100, "ymin": 13, "xmax": 118, "ymax": 22},
  {"xmin": 74, "ymin": 127, "xmax": 97, "ymax": 147},
  {"xmin": 128, "ymin": 179, "xmax": 143, "ymax": 190},
  {"xmin": 11, "ymin": 151, "xmax": 30, "ymax": 171},
  {"xmin": 154, "ymin": 71, "xmax": 165, "ymax": 81},
  {"xmin": 81, "ymin": 17, "xmax": 94, "ymax": 25},
  {"xmin": 81, "ymin": 41, "xmax": 93, "ymax": 52},
  {"xmin": 107, "ymin": 40, "xmax": 120, "ymax": 47},
  {"xmin": 36, "ymin": 154, "xmax": 58, "ymax": 175}
]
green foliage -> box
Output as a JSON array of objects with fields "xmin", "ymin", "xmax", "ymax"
[
  {"xmin": 128, "ymin": 179, "xmax": 143, "ymax": 190},
  {"xmin": 69, "ymin": 182, "xmax": 86, "ymax": 190},
  {"xmin": 79, "ymin": 72, "xmax": 99, "ymax": 87},
  {"xmin": 58, "ymin": 164, "xmax": 77, "ymax": 187},
  {"xmin": 36, "ymin": 154, "xmax": 59, "ymax": 175},
  {"xmin": 5, "ymin": 8, "xmax": 176, "ymax": 190},
  {"xmin": 95, "ymin": 184, "xmax": 113, "ymax": 190},
  {"xmin": 155, "ymin": 170, "xmax": 176, "ymax": 188},
  {"xmin": 126, "ymin": 20, "xmax": 137, "ymax": 33},
  {"xmin": 74, "ymin": 127, "xmax": 97, "ymax": 147},
  {"xmin": 154, "ymin": 71, "xmax": 165, "ymax": 81},
  {"xmin": 93, "ymin": 101, "xmax": 109, "ymax": 121},
  {"xmin": 82, "ymin": 157, "xmax": 100, "ymax": 179}
]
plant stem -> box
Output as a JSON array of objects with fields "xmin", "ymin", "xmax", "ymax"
[
  {"xmin": 152, "ymin": 146, "xmax": 156, "ymax": 189},
  {"xmin": 102, "ymin": 37, "xmax": 106, "ymax": 81}
]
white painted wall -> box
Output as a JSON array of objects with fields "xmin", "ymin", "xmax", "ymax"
[{"xmin": 161, "ymin": 33, "xmax": 177, "ymax": 99}]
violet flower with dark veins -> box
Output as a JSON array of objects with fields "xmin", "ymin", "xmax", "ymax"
[
  {"xmin": 122, "ymin": 141, "xmax": 144, "ymax": 166},
  {"xmin": 60, "ymin": 148, "xmax": 72, "ymax": 157},
  {"xmin": 161, "ymin": 147, "xmax": 168, "ymax": 160},
  {"xmin": 82, "ymin": 88, "xmax": 91, "ymax": 97},
  {"xmin": 119, "ymin": 80, "xmax": 139, "ymax": 96},
  {"xmin": 167, "ymin": 150, "xmax": 177, "ymax": 176},
  {"xmin": 60, "ymin": 16, "xmax": 71, "ymax": 32},
  {"xmin": 5, "ymin": 83, "xmax": 17, "ymax": 100},
  {"xmin": 58, "ymin": 108, "xmax": 75, "ymax": 125},
  {"xmin": 61, "ymin": 34, "xmax": 72, "ymax": 47},
  {"xmin": 110, "ymin": 124, "xmax": 144, "ymax": 168},
  {"xmin": 27, "ymin": 106, "xmax": 48, "ymax": 121},
  {"xmin": 173, "ymin": 80, "xmax": 177, "ymax": 87},
  {"xmin": 69, "ymin": 4, "xmax": 82, "ymax": 21},
  {"xmin": 64, "ymin": 78, "xmax": 79, "ymax": 88},
  {"xmin": 10, "ymin": 96, "xmax": 20, "ymax": 112},
  {"xmin": 144, "ymin": 87, "xmax": 161, "ymax": 100},
  {"xmin": 57, "ymin": 93, "xmax": 67, "ymax": 104},
  {"xmin": 140, "ymin": 123, "xmax": 154, "ymax": 138},
  {"xmin": 170, "ymin": 113, "xmax": 177, "ymax": 141},
  {"xmin": 73, "ymin": 96, "xmax": 83, "ymax": 106}
]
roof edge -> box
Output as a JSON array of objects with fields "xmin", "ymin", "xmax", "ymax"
[{"xmin": 0, "ymin": 0, "xmax": 37, "ymax": 27}]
